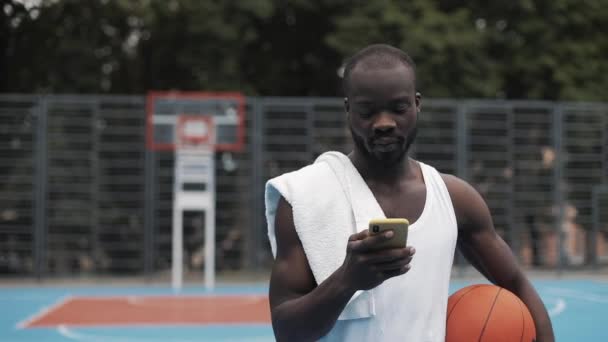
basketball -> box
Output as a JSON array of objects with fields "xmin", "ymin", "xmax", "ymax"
[{"xmin": 446, "ymin": 284, "xmax": 536, "ymax": 342}]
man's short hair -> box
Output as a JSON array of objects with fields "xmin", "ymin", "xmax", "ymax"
[{"xmin": 342, "ymin": 44, "xmax": 416, "ymax": 96}]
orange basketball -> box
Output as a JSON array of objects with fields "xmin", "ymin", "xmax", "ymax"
[{"xmin": 446, "ymin": 284, "xmax": 536, "ymax": 342}]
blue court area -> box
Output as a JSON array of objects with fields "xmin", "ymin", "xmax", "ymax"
[{"xmin": 1, "ymin": 279, "xmax": 606, "ymax": 341}]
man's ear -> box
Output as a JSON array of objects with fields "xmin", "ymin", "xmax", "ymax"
[{"xmin": 415, "ymin": 92, "xmax": 422, "ymax": 113}]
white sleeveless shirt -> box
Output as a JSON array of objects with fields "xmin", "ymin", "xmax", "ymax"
[{"xmin": 319, "ymin": 162, "xmax": 458, "ymax": 342}]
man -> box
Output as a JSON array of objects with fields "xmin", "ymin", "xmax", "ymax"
[{"xmin": 265, "ymin": 44, "xmax": 554, "ymax": 341}]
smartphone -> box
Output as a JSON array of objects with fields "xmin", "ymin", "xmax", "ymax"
[{"xmin": 368, "ymin": 218, "xmax": 409, "ymax": 250}]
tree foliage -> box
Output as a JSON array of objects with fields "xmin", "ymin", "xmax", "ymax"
[{"xmin": 2, "ymin": 0, "xmax": 607, "ymax": 99}]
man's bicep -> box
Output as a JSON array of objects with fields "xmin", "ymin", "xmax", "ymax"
[
  {"xmin": 269, "ymin": 196, "xmax": 316, "ymax": 309},
  {"xmin": 462, "ymin": 224, "xmax": 525, "ymax": 288},
  {"xmin": 443, "ymin": 174, "xmax": 521, "ymax": 284}
]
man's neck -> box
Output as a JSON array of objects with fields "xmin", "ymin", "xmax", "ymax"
[{"xmin": 348, "ymin": 150, "xmax": 415, "ymax": 186}]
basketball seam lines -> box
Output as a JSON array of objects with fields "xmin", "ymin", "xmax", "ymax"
[
  {"xmin": 518, "ymin": 297, "xmax": 525, "ymax": 342},
  {"xmin": 447, "ymin": 285, "xmax": 482, "ymax": 321},
  {"xmin": 478, "ymin": 288, "xmax": 501, "ymax": 342}
]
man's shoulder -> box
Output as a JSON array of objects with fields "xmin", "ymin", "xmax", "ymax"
[
  {"xmin": 270, "ymin": 151, "xmax": 349, "ymax": 183},
  {"xmin": 269, "ymin": 161, "xmax": 333, "ymax": 184},
  {"xmin": 436, "ymin": 171, "xmax": 492, "ymax": 229},
  {"xmin": 266, "ymin": 161, "xmax": 339, "ymax": 203},
  {"xmin": 439, "ymin": 172, "xmax": 480, "ymax": 202},
  {"xmin": 438, "ymin": 172, "xmax": 465, "ymax": 191},
  {"xmin": 438, "ymin": 173, "xmax": 484, "ymax": 197}
]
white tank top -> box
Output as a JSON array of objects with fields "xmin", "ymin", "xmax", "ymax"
[{"xmin": 320, "ymin": 162, "xmax": 458, "ymax": 342}]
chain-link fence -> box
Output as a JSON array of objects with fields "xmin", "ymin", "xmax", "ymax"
[{"xmin": 1, "ymin": 95, "xmax": 607, "ymax": 279}]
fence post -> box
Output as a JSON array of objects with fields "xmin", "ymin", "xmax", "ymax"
[
  {"xmin": 144, "ymin": 136, "xmax": 156, "ymax": 277},
  {"xmin": 455, "ymin": 102, "xmax": 468, "ymax": 275},
  {"xmin": 249, "ymin": 97, "xmax": 265, "ymax": 271},
  {"xmin": 33, "ymin": 96, "xmax": 48, "ymax": 280},
  {"xmin": 506, "ymin": 105, "xmax": 517, "ymax": 261},
  {"xmin": 306, "ymin": 104, "xmax": 315, "ymax": 161},
  {"xmin": 604, "ymin": 104, "xmax": 608, "ymax": 187},
  {"xmin": 90, "ymin": 99, "xmax": 101, "ymax": 273},
  {"xmin": 553, "ymin": 104, "xmax": 565, "ymax": 274},
  {"xmin": 591, "ymin": 187, "xmax": 599, "ymax": 269}
]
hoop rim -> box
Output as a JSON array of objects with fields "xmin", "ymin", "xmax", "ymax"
[{"xmin": 176, "ymin": 115, "xmax": 215, "ymax": 149}]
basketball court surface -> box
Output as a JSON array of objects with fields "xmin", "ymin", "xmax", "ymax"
[{"xmin": 2, "ymin": 279, "xmax": 607, "ymax": 341}]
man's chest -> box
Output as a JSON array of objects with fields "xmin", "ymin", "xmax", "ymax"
[{"xmin": 371, "ymin": 183, "xmax": 427, "ymax": 223}]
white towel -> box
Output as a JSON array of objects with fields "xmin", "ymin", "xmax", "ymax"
[{"xmin": 266, "ymin": 151, "xmax": 385, "ymax": 320}]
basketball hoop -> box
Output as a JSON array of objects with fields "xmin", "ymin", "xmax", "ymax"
[{"xmin": 146, "ymin": 91, "xmax": 245, "ymax": 292}]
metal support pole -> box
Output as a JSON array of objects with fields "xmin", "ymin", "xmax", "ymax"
[
  {"xmin": 204, "ymin": 203, "xmax": 215, "ymax": 289},
  {"xmin": 33, "ymin": 96, "xmax": 48, "ymax": 280},
  {"xmin": 250, "ymin": 98, "xmax": 266, "ymax": 270},
  {"xmin": 455, "ymin": 102, "xmax": 469, "ymax": 276},
  {"xmin": 144, "ymin": 147, "xmax": 156, "ymax": 277},
  {"xmin": 591, "ymin": 188, "xmax": 599, "ymax": 269},
  {"xmin": 172, "ymin": 205, "xmax": 183, "ymax": 290},
  {"xmin": 553, "ymin": 105, "xmax": 566, "ymax": 274},
  {"xmin": 506, "ymin": 105, "xmax": 517, "ymax": 261},
  {"xmin": 172, "ymin": 148, "xmax": 216, "ymax": 291},
  {"xmin": 90, "ymin": 101, "xmax": 100, "ymax": 272}
]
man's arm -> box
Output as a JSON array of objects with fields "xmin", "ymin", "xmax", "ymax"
[
  {"xmin": 269, "ymin": 196, "xmax": 414, "ymax": 341},
  {"xmin": 269, "ymin": 196, "xmax": 355, "ymax": 341},
  {"xmin": 443, "ymin": 174, "xmax": 555, "ymax": 342}
]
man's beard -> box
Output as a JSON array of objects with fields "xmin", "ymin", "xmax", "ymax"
[{"xmin": 350, "ymin": 125, "xmax": 417, "ymax": 168}]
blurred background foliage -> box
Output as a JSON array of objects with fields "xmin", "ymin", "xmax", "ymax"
[{"xmin": 2, "ymin": 0, "xmax": 607, "ymax": 99}]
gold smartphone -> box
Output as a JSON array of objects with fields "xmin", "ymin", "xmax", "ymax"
[{"xmin": 368, "ymin": 218, "xmax": 409, "ymax": 250}]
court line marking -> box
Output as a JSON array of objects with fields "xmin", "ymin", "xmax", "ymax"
[
  {"xmin": 0, "ymin": 294, "xmax": 63, "ymax": 301},
  {"xmin": 546, "ymin": 287, "xmax": 608, "ymax": 304},
  {"xmin": 58, "ymin": 324, "xmax": 274, "ymax": 342},
  {"xmin": 50, "ymin": 322, "xmax": 271, "ymax": 328},
  {"xmin": 548, "ymin": 298, "xmax": 566, "ymax": 317},
  {"xmin": 18, "ymin": 294, "xmax": 268, "ymax": 310},
  {"xmin": 126, "ymin": 294, "xmax": 267, "ymax": 309},
  {"xmin": 42, "ymin": 294, "xmax": 268, "ymax": 301},
  {"xmin": 15, "ymin": 295, "xmax": 73, "ymax": 330}
]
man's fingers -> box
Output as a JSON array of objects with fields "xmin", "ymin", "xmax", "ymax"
[
  {"xmin": 349, "ymin": 229, "xmax": 369, "ymax": 242},
  {"xmin": 361, "ymin": 246, "xmax": 416, "ymax": 263},
  {"xmin": 365, "ymin": 248, "xmax": 405, "ymax": 263},
  {"xmin": 350, "ymin": 230, "xmax": 394, "ymax": 252},
  {"xmin": 374, "ymin": 256, "xmax": 413, "ymax": 271},
  {"xmin": 383, "ymin": 265, "xmax": 411, "ymax": 278},
  {"xmin": 347, "ymin": 230, "xmax": 369, "ymax": 252}
]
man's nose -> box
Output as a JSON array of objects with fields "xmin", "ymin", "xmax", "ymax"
[{"xmin": 373, "ymin": 113, "xmax": 396, "ymax": 133}]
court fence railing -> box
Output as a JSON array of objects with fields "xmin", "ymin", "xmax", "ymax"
[{"xmin": 1, "ymin": 95, "xmax": 607, "ymax": 280}]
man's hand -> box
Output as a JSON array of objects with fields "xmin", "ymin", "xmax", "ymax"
[{"xmin": 338, "ymin": 229, "xmax": 415, "ymax": 291}]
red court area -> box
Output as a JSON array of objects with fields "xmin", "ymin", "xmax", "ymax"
[{"xmin": 23, "ymin": 295, "xmax": 271, "ymax": 328}]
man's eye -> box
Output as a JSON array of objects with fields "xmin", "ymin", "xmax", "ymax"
[
  {"xmin": 394, "ymin": 103, "xmax": 410, "ymax": 113},
  {"xmin": 353, "ymin": 104, "xmax": 374, "ymax": 118},
  {"xmin": 358, "ymin": 110, "xmax": 374, "ymax": 119}
]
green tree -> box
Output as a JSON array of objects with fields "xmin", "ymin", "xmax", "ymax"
[
  {"xmin": 2, "ymin": 0, "xmax": 276, "ymax": 94},
  {"xmin": 439, "ymin": 0, "xmax": 608, "ymax": 100},
  {"xmin": 2, "ymin": 0, "xmax": 607, "ymax": 99},
  {"xmin": 326, "ymin": 0, "xmax": 499, "ymax": 98},
  {"xmin": 3, "ymin": 0, "xmax": 133, "ymax": 92}
]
